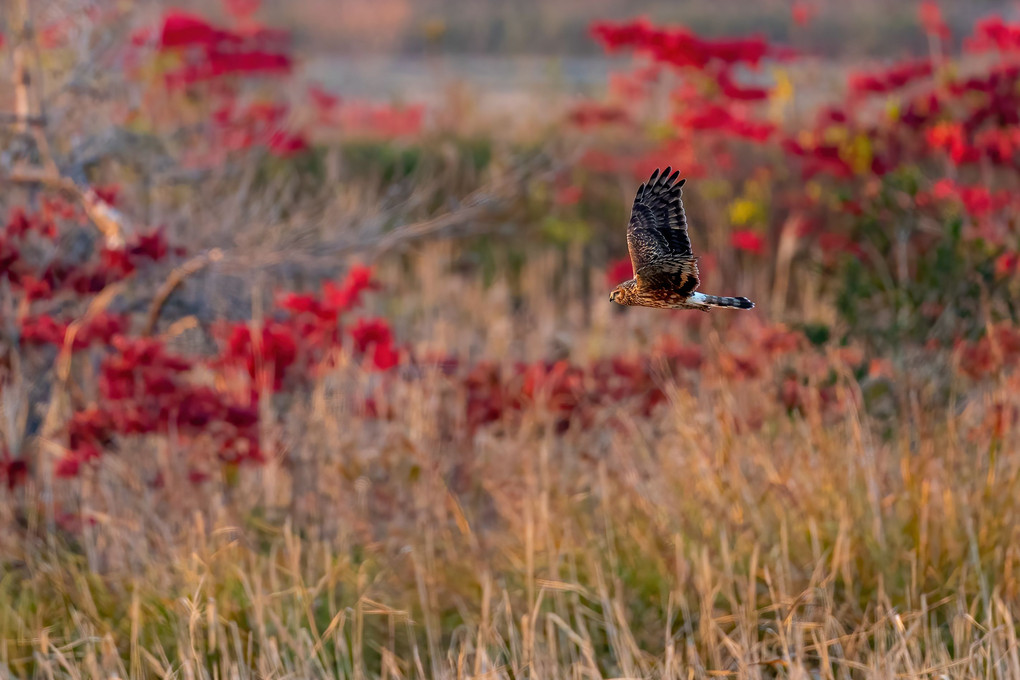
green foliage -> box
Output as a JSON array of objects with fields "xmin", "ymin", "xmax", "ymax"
[{"xmin": 826, "ymin": 169, "xmax": 1013, "ymax": 348}]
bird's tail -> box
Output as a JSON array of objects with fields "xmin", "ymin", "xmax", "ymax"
[{"xmin": 692, "ymin": 292, "xmax": 755, "ymax": 310}]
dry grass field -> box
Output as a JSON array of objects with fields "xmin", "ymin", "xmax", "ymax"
[{"xmin": 2, "ymin": 1, "xmax": 1020, "ymax": 678}]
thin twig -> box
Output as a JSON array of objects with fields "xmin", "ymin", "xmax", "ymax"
[
  {"xmin": 1, "ymin": 164, "xmax": 80, "ymax": 194},
  {"xmin": 142, "ymin": 249, "xmax": 224, "ymax": 336},
  {"xmin": 11, "ymin": 0, "xmax": 32, "ymax": 136}
]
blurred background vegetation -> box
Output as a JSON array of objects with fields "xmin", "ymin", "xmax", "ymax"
[
  {"xmin": 215, "ymin": 0, "xmax": 1012, "ymax": 56},
  {"xmin": 3, "ymin": 0, "xmax": 1020, "ymax": 678}
]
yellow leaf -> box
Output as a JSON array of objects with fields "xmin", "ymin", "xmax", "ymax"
[
  {"xmin": 886, "ymin": 100, "xmax": 901, "ymax": 122},
  {"xmin": 771, "ymin": 68, "xmax": 794, "ymax": 105},
  {"xmin": 728, "ymin": 198, "xmax": 765, "ymax": 226},
  {"xmin": 840, "ymin": 133, "xmax": 873, "ymax": 175}
]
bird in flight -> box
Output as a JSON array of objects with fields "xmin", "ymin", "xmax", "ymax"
[{"xmin": 609, "ymin": 167, "xmax": 754, "ymax": 312}]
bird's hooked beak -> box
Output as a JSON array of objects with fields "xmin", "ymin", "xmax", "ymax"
[{"xmin": 609, "ymin": 290, "xmax": 618, "ymax": 303}]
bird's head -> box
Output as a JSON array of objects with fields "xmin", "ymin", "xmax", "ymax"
[{"xmin": 609, "ymin": 279, "xmax": 637, "ymax": 305}]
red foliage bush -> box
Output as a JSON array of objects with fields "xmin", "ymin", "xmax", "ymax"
[
  {"xmin": 158, "ymin": 10, "xmax": 292, "ymax": 88},
  {"xmin": 591, "ymin": 19, "xmax": 778, "ymax": 69}
]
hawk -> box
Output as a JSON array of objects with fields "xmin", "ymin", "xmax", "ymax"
[{"xmin": 609, "ymin": 167, "xmax": 755, "ymax": 312}]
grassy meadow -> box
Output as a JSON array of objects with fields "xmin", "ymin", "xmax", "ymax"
[{"xmin": 2, "ymin": 1, "xmax": 1020, "ymax": 678}]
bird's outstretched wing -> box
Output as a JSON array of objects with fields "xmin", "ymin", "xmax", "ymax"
[{"xmin": 626, "ymin": 166, "xmax": 699, "ymax": 296}]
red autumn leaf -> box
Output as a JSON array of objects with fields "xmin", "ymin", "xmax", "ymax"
[
  {"xmin": 995, "ymin": 251, "xmax": 1019, "ymax": 278},
  {"xmin": 93, "ymin": 185, "xmax": 120, "ymax": 206},
  {"xmin": 69, "ymin": 408, "xmax": 114, "ymax": 449},
  {"xmin": 606, "ymin": 257, "xmax": 634, "ymax": 287},
  {"xmin": 349, "ymin": 318, "xmax": 393, "ymax": 353},
  {"xmin": 55, "ymin": 444, "xmax": 102, "ymax": 478},
  {"xmin": 225, "ymin": 404, "xmax": 259, "ymax": 428},
  {"xmin": 129, "ymin": 229, "xmax": 171, "ymax": 261},
  {"xmin": 323, "ymin": 265, "xmax": 377, "ymax": 312},
  {"xmin": 372, "ymin": 342, "xmax": 401, "ymax": 371},
  {"xmin": 267, "ymin": 130, "xmax": 309, "ymax": 157},
  {"xmin": 0, "ymin": 454, "xmax": 27, "ymax": 490},
  {"xmin": 20, "ymin": 315, "xmax": 68, "ymax": 346},
  {"xmin": 731, "ymin": 229, "xmax": 766, "ymax": 255}
]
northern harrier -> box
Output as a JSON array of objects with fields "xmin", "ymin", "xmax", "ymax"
[{"xmin": 609, "ymin": 167, "xmax": 755, "ymax": 311}]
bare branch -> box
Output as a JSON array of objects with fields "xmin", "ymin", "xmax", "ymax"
[
  {"xmin": 143, "ymin": 249, "xmax": 224, "ymax": 336},
  {"xmin": 11, "ymin": 0, "xmax": 32, "ymax": 136},
  {"xmin": 1, "ymin": 164, "xmax": 135, "ymax": 247}
]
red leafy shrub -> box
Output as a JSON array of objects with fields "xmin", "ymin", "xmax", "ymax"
[
  {"xmin": 2, "ymin": 168, "xmax": 402, "ymax": 484},
  {"xmin": 217, "ymin": 267, "xmax": 395, "ymax": 388},
  {"xmin": 325, "ymin": 264, "xmax": 378, "ymax": 310},
  {"xmin": 433, "ymin": 323, "xmax": 835, "ymax": 439},
  {"xmin": 20, "ymin": 313, "xmax": 130, "ymax": 350},
  {"xmin": 591, "ymin": 19, "xmax": 778, "ymax": 69},
  {"xmin": 967, "ymin": 16, "xmax": 1020, "ymax": 54},
  {"xmin": 0, "ymin": 7, "xmax": 413, "ymax": 492},
  {"xmin": 43, "ymin": 263, "xmax": 397, "ymax": 479},
  {"xmin": 157, "ymin": 10, "xmax": 292, "ymax": 88},
  {"xmin": 582, "ymin": 10, "xmax": 1020, "ymax": 347}
]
